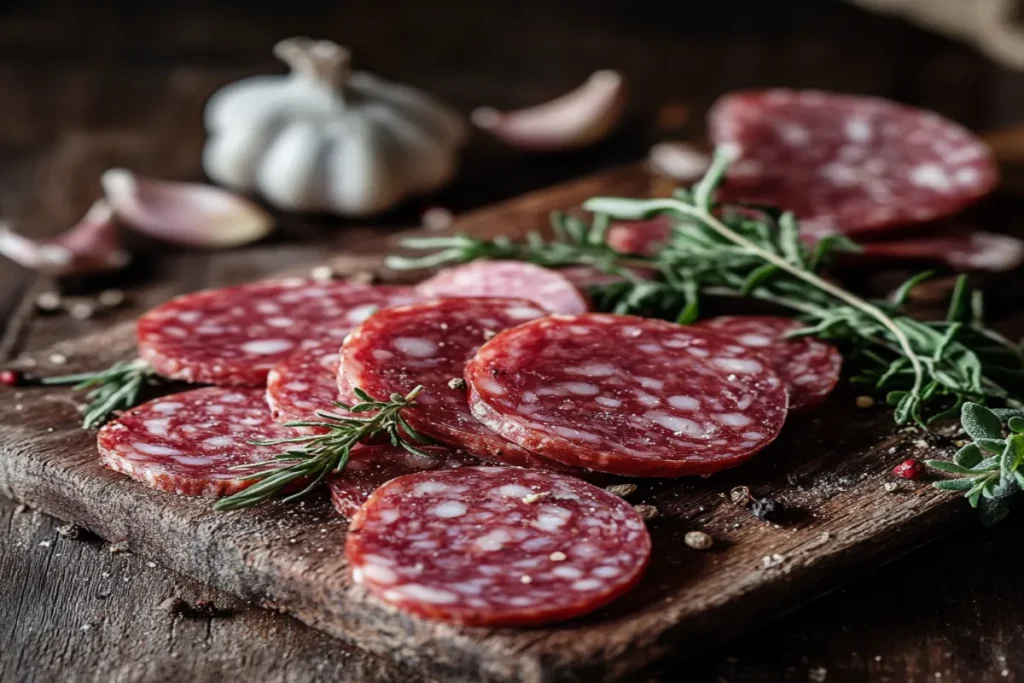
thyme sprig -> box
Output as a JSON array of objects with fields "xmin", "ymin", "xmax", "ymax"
[
  {"xmin": 42, "ymin": 358, "xmax": 159, "ymax": 428},
  {"xmin": 388, "ymin": 149, "xmax": 1024, "ymax": 426},
  {"xmin": 927, "ymin": 403, "xmax": 1024, "ymax": 525},
  {"xmin": 214, "ymin": 386, "xmax": 430, "ymax": 511}
]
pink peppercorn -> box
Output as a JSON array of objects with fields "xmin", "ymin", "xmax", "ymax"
[{"xmin": 892, "ymin": 458, "xmax": 925, "ymax": 480}]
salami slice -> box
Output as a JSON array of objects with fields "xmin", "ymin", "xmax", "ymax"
[
  {"xmin": 466, "ymin": 313, "xmax": 788, "ymax": 477},
  {"xmin": 415, "ymin": 261, "xmax": 589, "ymax": 314},
  {"xmin": 96, "ymin": 387, "xmax": 294, "ymax": 497},
  {"xmin": 857, "ymin": 231, "xmax": 1024, "ymax": 272},
  {"xmin": 346, "ymin": 466, "xmax": 651, "ymax": 626},
  {"xmin": 694, "ymin": 316, "xmax": 842, "ymax": 412},
  {"xmin": 138, "ymin": 280, "xmax": 420, "ymax": 386},
  {"xmin": 266, "ymin": 341, "xmax": 343, "ymax": 429},
  {"xmin": 339, "ymin": 297, "xmax": 571, "ymax": 470},
  {"xmin": 709, "ymin": 89, "xmax": 998, "ymax": 235},
  {"xmin": 328, "ymin": 444, "xmax": 478, "ymax": 518},
  {"xmin": 558, "ymin": 265, "xmax": 659, "ymax": 290},
  {"xmin": 605, "ymin": 218, "xmax": 673, "ymax": 257}
]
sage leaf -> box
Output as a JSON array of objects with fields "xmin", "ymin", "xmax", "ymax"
[{"xmin": 961, "ymin": 403, "xmax": 1004, "ymax": 440}]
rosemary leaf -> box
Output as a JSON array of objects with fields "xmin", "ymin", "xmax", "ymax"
[
  {"xmin": 42, "ymin": 358, "xmax": 159, "ymax": 428},
  {"xmin": 214, "ymin": 385, "xmax": 427, "ymax": 511}
]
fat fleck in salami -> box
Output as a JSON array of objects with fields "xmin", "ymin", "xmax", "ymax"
[
  {"xmin": 138, "ymin": 280, "xmax": 420, "ymax": 386},
  {"xmin": 265, "ymin": 341, "xmax": 343, "ymax": 429},
  {"xmin": 466, "ymin": 313, "xmax": 788, "ymax": 477},
  {"xmin": 695, "ymin": 316, "xmax": 842, "ymax": 412},
  {"xmin": 339, "ymin": 297, "xmax": 570, "ymax": 470},
  {"xmin": 328, "ymin": 444, "xmax": 478, "ymax": 518},
  {"xmin": 415, "ymin": 261, "xmax": 589, "ymax": 314},
  {"xmin": 346, "ymin": 466, "xmax": 650, "ymax": 626},
  {"xmin": 97, "ymin": 387, "xmax": 294, "ymax": 497},
  {"xmin": 709, "ymin": 90, "xmax": 998, "ymax": 235}
]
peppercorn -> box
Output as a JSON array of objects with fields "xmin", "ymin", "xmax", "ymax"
[{"xmin": 892, "ymin": 458, "xmax": 925, "ymax": 480}]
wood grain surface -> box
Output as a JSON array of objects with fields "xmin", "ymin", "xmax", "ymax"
[
  {"xmin": 3, "ymin": 0, "xmax": 1024, "ymax": 681},
  {"xmin": 0, "ymin": 163, "xmax": 1001, "ymax": 682}
]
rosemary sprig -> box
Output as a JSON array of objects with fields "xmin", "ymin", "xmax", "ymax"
[
  {"xmin": 926, "ymin": 402, "xmax": 1024, "ymax": 525},
  {"xmin": 387, "ymin": 149, "xmax": 1024, "ymax": 426},
  {"xmin": 42, "ymin": 358, "xmax": 159, "ymax": 428},
  {"xmin": 214, "ymin": 385, "xmax": 430, "ymax": 511}
]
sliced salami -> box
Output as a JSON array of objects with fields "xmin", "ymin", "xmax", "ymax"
[
  {"xmin": 605, "ymin": 217, "xmax": 673, "ymax": 256},
  {"xmin": 328, "ymin": 444, "xmax": 479, "ymax": 518},
  {"xmin": 709, "ymin": 89, "xmax": 998, "ymax": 235},
  {"xmin": 415, "ymin": 261, "xmax": 589, "ymax": 314},
  {"xmin": 346, "ymin": 466, "xmax": 650, "ymax": 626},
  {"xmin": 96, "ymin": 387, "xmax": 294, "ymax": 497},
  {"xmin": 137, "ymin": 280, "xmax": 420, "ymax": 386},
  {"xmin": 558, "ymin": 265, "xmax": 659, "ymax": 289},
  {"xmin": 266, "ymin": 341, "xmax": 343, "ymax": 429},
  {"xmin": 694, "ymin": 316, "xmax": 842, "ymax": 412},
  {"xmin": 856, "ymin": 231, "xmax": 1024, "ymax": 272},
  {"xmin": 466, "ymin": 313, "xmax": 788, "ymax": 477},
  {"xmin": 339, "ymin": 297, "xmax": 570, "ymax": 470}
]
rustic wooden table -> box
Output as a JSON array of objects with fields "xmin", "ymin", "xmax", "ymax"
[{"xmin": 2, "ymin": 1, "xmax": 1023, "ymax": 681}]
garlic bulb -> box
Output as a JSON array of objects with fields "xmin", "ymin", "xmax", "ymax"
[{"xmin": 202, "ymin": 38, "xmax": 466, "ymax": 216}]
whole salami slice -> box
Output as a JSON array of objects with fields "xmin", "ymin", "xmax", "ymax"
[
  {"xmin": 339, "ymin": 297, "xmax": 571, "ymax": 470},
  {"xmin": 694, "ymin": 316, "xmax": 842, "ymax": 412},
  {"xmin": 328, "ymin": 444, "xmax": 479, "ymax": 518},
  {"xmin": 266, "ymin": 341, "xmax": 343, "ymax": 429},
  {"xmin": 97, "ymin": 387, "xmax": 295, "ymax": 497},
  {"xmin": 415, "ymin": 261, "xmax": 589, "ymax": 314},
  {"xmin": 466, "ymin": 313, "xmax": 788, "ymax": 477},
  {"xmin": 138, "ymin": 279, "xmax": 420, "ymax": 386},
  {"xmin": 709, "ymin": 89, "xmax": 998, "ymax": 235},
  {"xmin": 346, "ymin": 466, "xmax": 651, "ymax": 626}
]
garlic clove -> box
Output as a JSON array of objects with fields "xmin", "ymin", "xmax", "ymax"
[
  {"xmin": 0, "ymin": 200, "xmax": 130, "ymax": 277},
  {"xmin": 471, "ymin": 70, "xmax": 627, "ymax": 150},
  {"xmin": 648, "ymin": 141, "xmax": 712, "ymax": 182},
  {"xmin": 101, "ymin": 169, "xmax": 274, "ymax": 248}
]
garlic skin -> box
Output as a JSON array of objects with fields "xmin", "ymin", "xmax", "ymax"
[
  {"xmin": 101, "ymin": 169, "xmax": 274, "ymax": 248},
  {"xmin": 0, "ymin": 200, "xmax": 129, "ymax": 277},
  {"xmin": 202, "ymin": 38, "xmax": 466, "ymax": 216},
  {"xmin": 471, "ymin": 70, "xmax": 626, "ymax": 150}
]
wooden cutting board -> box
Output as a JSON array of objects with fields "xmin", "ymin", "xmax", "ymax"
[{"xmin": 0, "ymin": 164, "xmax": 981, "ymax": 683}]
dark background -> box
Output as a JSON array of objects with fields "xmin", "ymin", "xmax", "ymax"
[{"xmin": 2, "ymin": 0, "xmax": 1023, "ymax": 681}]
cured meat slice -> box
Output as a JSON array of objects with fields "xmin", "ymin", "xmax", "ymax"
[
  {"xmin": 558, "ymin": 265, "xmax": 659, "ymax": 290},
  {"xmin": 415, "ymin": 261, "xmax": 589, "ymax": 314},
  {"xmin": 137, "ymin": 279, "xmax": 420, "ymax": 386},
  {"xmin": 96, "ymin": 387, "xmax": 295, "ymax": 497},
  {"xmin": 709, "ymin": 89, "xmax": 998, "ymax": 235},
  {"xmin": 339, "ymin": 297, "xmax": 571, "ymax": 470},
  {"xmin": 466, "ymin": 313, "xmax": 788, "ymax": 477},
  {"xmin": 856, "ymin": 231, "xmax": 1024, "ymax": 272},
  {"xmin": 346, "ymin": 466, "xmax": 651, "ymax": 626},
  {"xmin": 266, "ymin": 341, "xmax": 342, "ymax": 429},
  {"xmin": 327, "ymin": 444, "xmax": 478, "ymax": 518},
  {"xmin": 605, "ymin": 217, "xmax": 673, "ymax": 256},
  {"xmin": 694, "ymin": 316, "xmax": 842, "ymax": 412}
]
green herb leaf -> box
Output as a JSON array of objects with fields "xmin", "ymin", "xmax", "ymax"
[
  {"xmin": 961, "ymin": 403, "xmax": 1004, "ymax": 441},
  {"xmin": 953, "ymin": 443, "xmax": 983, "ymax": 468},
  {"xmin": 214, "ymin": 385, "xmax": 428, "ymax": 511},
  {"xmin": 42, "ymin": 358, "xmax": 159, "ymax": 428}
]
